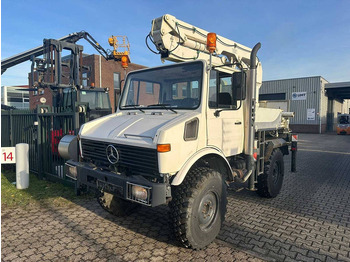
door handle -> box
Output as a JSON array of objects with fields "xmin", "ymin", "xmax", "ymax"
[{"xmin": 235, "ymin": 121, "xmax": 242, "ymax": 125}]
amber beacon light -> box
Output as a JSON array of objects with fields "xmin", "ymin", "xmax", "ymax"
[
  {"xmin": 121, "ymin": 55, "xmax": 129, "ymax": 69},
  {"xmin": 206, "ymin": 33, "xmax": 217, "ymax": 53}
]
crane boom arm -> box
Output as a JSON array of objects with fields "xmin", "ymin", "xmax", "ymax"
[
  {"xmin": 150, "ymin": 14, "xmax": 254, "ymax": 69},
  {"xmin": 1, "ymin": 31, "xmax": 111, "ymax": 74}
]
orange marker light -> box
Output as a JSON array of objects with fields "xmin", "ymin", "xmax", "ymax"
[
  {"xmin": 121, "ymin": 55, "xmax": 128, "ymax": 69},
  {"xmin": 207, "ymin": 33, "xmax": 217, "ymax": 53},
  {"xmin": 108, "ymin": 37, "xmax": 115, "ymax": 46},
  {"xmin": 157, "ymin": 144, "xmax": 171, "ymax": 153}
]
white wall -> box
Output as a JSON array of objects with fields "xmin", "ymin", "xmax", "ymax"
[{"xmin": 342, "ymin": 99, "xmax": 350, "ymax": 114}]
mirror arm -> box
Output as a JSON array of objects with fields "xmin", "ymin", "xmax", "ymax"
[{"xmin": 214, "ymin": 109, "xmax": 223, "ymax": 117}]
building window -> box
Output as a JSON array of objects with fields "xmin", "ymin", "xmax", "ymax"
[
  {"xmin": 9, "ymin": 97, "xmax": 23, "ymax": 102},
  {"xmin": 23, "ymin": 97, "xmax": 29, "ymax": 103},
  {"xmin": 259, "ymin": 93, "xmax": 286, "ymax": 101},
  {"xmin": 191, "ymin": 81, "xmax": 199, "ymax": 97},
  {"xmin": 114, "ymin": 72, "xmax": 121, "ymax": 93},
  {"xmin": 82, "ymin": 72, "xmax": 88, "ymax": 87},
  {"xmin": 182, "ymin": 86, "xmax": 187, "ymax": 97},
  {"xmin": 146, "ymin": 82, "xmax": 154, "ymax": 94},
  {"xmin": 172, "ymin": 84, "xmax": 178, "ymax": 98},
  {"xmin": 172, "ymin": 81, "xmax": 199, "ymax": 100}
]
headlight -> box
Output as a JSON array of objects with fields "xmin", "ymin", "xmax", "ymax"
[
  {"xmin": 132, "ymin": 186, "xmax": 148, "ymax": 200},
  {"xmin": 127, "ymin": 182, "xmax": 151, "ymax": 205},
  {"xmin": 66, "ymin": 164, "xmax": 77, "ymax": 180}
]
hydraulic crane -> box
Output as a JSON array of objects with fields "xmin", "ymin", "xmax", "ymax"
[
  {"xmin": 1, "ymin": 31, "xmax": 130, "ymax": 111},
  {"xmin": 150, "ymin": 15, "xmax": 252, "ymax": 66},
  {"xmin": 1, "ymin": 31, "xmax": 129, "ymax": 74}
]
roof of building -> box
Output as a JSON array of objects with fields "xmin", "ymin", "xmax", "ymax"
[
  {"xmin": 263, "ymin": 76, "xmax": 329, "ymax": 83},
  {"xmin": 325, "ymin": 81, "xmax": 350, "ymax": 99}
]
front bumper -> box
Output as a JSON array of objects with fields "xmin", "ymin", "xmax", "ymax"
[
  {"xmin": 66, "ymin": 160, "xmax": 167, "ymax": 207},
  {"xmin": 337, "ymin": 128, "xmax": 350, "ymax": 135}
]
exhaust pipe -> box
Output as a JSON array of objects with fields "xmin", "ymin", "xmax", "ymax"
[
  {"xmin": 239, "ymin": 43, "xmax": 261, "ymax": 187},
  {"xmin": 245, "ymin": 42, "xmax": 261, "ymax": 155}
]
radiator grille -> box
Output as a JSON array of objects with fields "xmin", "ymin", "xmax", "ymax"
[{"xmin": 81, "ymin": 139, "xmax": 158, "ymax": 173}]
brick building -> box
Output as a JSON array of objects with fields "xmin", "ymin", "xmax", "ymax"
[{"xmin": 29, "ymin": 54, "xmax": 146, "ymax": 111}]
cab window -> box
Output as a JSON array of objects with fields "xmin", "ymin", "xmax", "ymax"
[{"xmin": 209, "ymin": 70, "xmax": 245, "ymax": 109}]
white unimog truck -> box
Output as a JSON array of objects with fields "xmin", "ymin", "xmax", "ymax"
[{"xmin": 59, "ymin": 14, "xmax": 297, "ymax": 249}]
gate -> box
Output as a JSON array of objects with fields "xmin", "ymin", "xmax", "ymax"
[{"xmin": 1, "ymin": 105, "xmax": 89, "ymax": 186}]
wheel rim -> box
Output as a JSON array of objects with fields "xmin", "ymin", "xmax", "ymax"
[
  {"xmin": 198, "ymin": 191, "xmax": 218, "ymax": 231},
  {"xmin": 272, "ymin": 162, "xmax": 280, "ymax": 185}
]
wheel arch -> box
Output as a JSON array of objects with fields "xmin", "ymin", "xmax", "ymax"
[{"xmin": 171, "ymin": 147, "xmax": 232, "ymax": 186}]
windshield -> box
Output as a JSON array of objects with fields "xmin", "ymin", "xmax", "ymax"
[
  {"xmin": 120, "ymin": 62, "xmax": 203, "ymax": 110},
  {"xmin": 79, "ymin": 90, "xmax": 111, "ymax": 110},
  {"xmin": 338, "ymin": 115, "xmax": 349, "ymax": 124}
]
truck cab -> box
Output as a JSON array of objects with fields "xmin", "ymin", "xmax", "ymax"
[
  {"xmin": 63, "ymin": 88, "xmax": 112, "ymax": 119},
  {"xmin": 74, "ymin": 59, "xmax": 247, "ymax": 190}
]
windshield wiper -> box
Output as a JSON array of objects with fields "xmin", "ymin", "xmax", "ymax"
[
  {"xmin": 147, "ymin": 104, "xmax": 177, "ymax": 114},
  {"xmin": 121, "ymin": 104, "xmax": 145, "ymax": 113}
]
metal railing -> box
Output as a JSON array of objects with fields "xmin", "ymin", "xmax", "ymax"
[
  {"xmin": 2, "ymin": 109, "xmax": 38, "ymax": 172},
  {"xmin": 1, "ymin": 105, "xmax": 89, "ymax": 186}
]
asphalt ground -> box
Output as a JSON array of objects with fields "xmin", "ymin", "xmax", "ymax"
[{"xmin": 2, "ymin": 133, "xmax": 350, "ymax": 261}]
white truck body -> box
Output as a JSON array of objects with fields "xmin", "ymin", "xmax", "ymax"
[{"xmin": 60, "ymin": 14, "xmax": 296, "ymax": 250}]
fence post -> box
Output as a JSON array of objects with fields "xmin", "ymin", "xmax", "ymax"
[
  {"xmin": 9, "ymin": 109, "xmax": 14, "ymax": 147},
  {"xmin": 74, "ymin": 102, "xmax": 81, "ymax": 133},
  {"xmin": 36, "ymin": 106, "xmax": 43, "ymax": 179},
  {"xmin": 16, "ymin": 143, "xmax": 29, "ymax": 189},
  {"xmin": 291, "ymin": 134, "xmax": 298, "ymax": 173},
  {"xmin": 73, "ymin": 110, "xmax": 78, "ymax": 134}
]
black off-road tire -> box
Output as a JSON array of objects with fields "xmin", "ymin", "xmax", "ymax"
[
  {"xmin": 169, "ymin": 167, "xmax": 227, "ymax": 250},
  {"xmin": 256, "ymin": 149, "xmax": 284, "ymax": 198},
  {"xmin": 97, "ymin": 192, "xmax": 139, "ymax": 216}
]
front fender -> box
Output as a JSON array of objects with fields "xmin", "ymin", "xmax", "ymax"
[{"xmin": 171, "ymin": 147, "xmax": 231, "ymax": 186}]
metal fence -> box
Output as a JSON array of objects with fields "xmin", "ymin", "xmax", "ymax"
[
  {"xmin": 1, "ymin": 109, "xmax": 39, "ymax": 172},
  {"xmin": 1, "ymin": 105, "xmax": 88, "ymax": 186}
]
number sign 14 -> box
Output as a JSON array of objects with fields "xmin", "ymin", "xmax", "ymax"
[{"xmin": 2, "ymin": 147, "xmax": 16, "ymax": 164}]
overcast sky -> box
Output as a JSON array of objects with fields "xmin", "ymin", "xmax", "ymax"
[{"xmin": 1, "ymin": 0, "xmax": 350, "ymax": 86}]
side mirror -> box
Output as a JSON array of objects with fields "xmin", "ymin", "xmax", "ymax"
[{"xmin": 232, "ymin": 71, "xmax": 246, "ymax": 100}]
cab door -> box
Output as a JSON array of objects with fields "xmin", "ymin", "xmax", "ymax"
[{"xmin": 207, "ymin": 70, "xmax": 244, "ymax": 156}]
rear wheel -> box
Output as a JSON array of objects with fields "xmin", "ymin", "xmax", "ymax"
[
  {"xmin": 169, "ymin": 167, "xmax": 227, "ymax": 249},
  {"xmin": 256, "ymin": 149, "xmax": 284, "ymax": 198},
  {"xmin": 97, "ymin": 192, "xmax": 139, "ymax": 216}
]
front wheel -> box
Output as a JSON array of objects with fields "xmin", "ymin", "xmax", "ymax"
[{"xmin": 169, "ymin": 167, "xmax": 227, "ymax": 250}]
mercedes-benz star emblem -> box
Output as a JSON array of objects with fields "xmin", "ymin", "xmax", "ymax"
[{"xmin": 106, "ymin": 145, "xmax": 119, "ymax": 164}]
